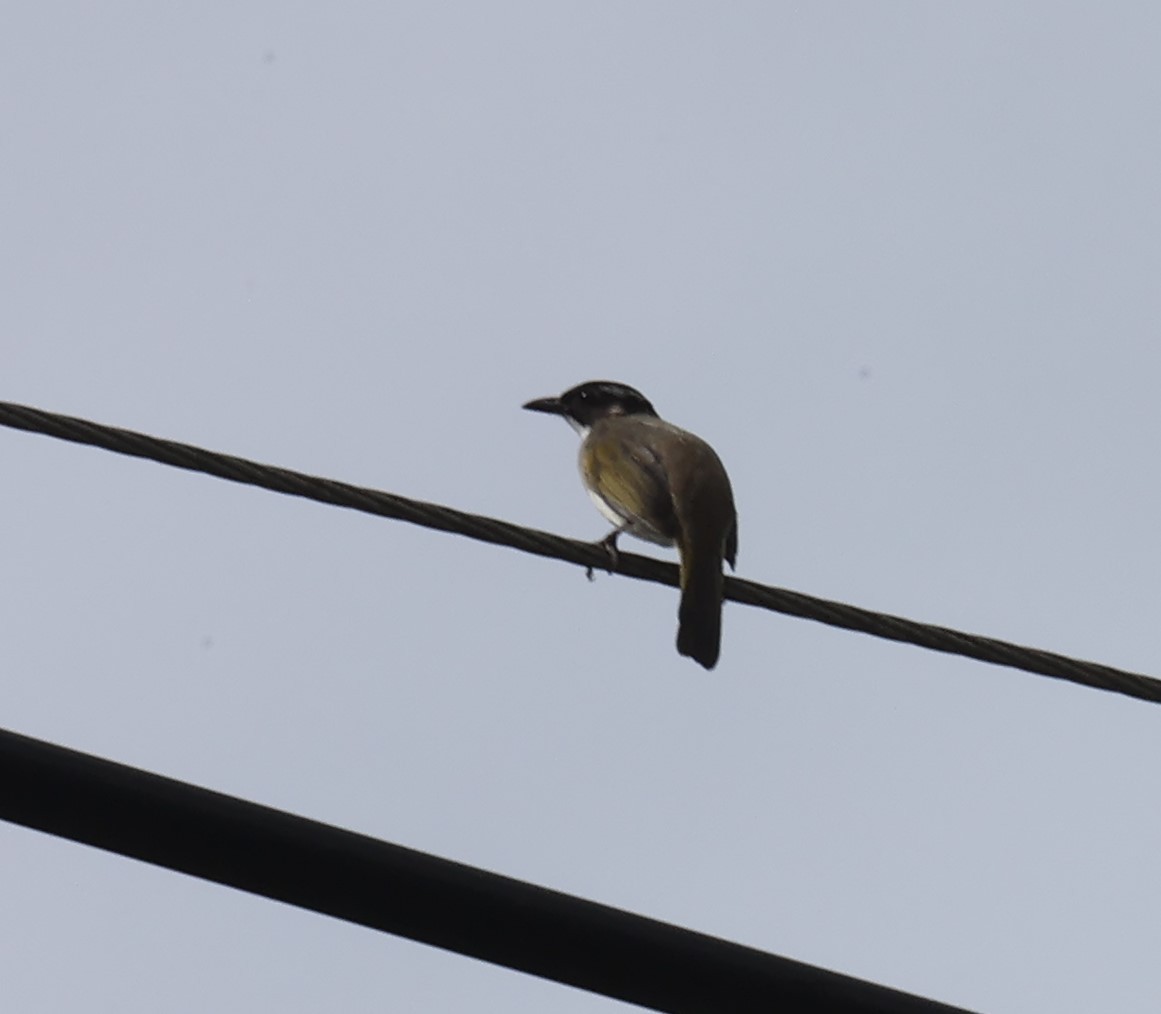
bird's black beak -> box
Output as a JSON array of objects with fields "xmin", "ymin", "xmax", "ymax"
[{"xmin": 522, "ymin": 396, "xmax": 565, "ymax": 415}]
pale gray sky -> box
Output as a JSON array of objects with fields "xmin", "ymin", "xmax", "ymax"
[{"xmin": 3, "ymin": 4, "xmax": 1160, "ymax": 1012}]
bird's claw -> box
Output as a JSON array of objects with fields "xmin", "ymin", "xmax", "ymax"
[
  {"xmin": 597, "ymin": 530, "xmax": 621, "ymax": 574},
  {"xmin": 583, "ymin": 530, "xmax": 623, "ymax": 581}
]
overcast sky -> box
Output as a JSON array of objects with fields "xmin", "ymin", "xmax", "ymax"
[{"xmin": 3, "ymin": 4, "xmax": 1160, "ymax": 1012}]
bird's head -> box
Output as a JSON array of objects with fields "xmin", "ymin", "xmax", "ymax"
[{"xmin": 523, "ymin": 380, "xmax": 657, "ymax": 435}]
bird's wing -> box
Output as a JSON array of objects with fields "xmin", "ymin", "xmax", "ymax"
[{"xmin": 581, "ymin": 421, "xmax": 680, "ymax": 543}]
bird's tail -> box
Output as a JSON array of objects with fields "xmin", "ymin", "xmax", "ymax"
[{"xmin": 676, "ymin": 542, "xmax": 724, "ymax": 670}]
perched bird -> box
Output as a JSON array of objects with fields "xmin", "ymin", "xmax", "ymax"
[{"xmin": 523, "ymin": 380, "xmax": 737, "ymax": 669}]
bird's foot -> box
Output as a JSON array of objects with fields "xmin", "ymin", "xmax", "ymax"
[
  {"xmin": 597, "ymin": 530, "xmax": 621, "ymax": 573},
  {"xmin": 584, "ymin": 530, "xmax": 623, "ymax": 580}
]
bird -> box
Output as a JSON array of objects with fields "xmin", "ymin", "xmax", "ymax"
[{"xmin": 523, "ymin": 380, "xmax": 737, "ymax": 669}]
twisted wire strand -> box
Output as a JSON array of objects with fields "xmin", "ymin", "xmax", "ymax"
[{"xmin": 1, "ymin": 399, "xmax": 1156, "ymax": 704}]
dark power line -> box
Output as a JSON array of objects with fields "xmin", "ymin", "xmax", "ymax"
[
  {"xmin": 1, "ymin": 399, "xmax": 1157, "ymax": 705},
  {"xmin": 0, "ymin": 725, "xmax": 977, "ymax": 1014}
]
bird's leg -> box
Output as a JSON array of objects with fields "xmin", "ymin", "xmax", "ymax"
[
  {"xmin": 585, "ymin": 528, "xmax": 624, "ymax": 580},
  {"xmin": 598, "ymin": 528, "xmax": 623, "ymax": 571}
]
